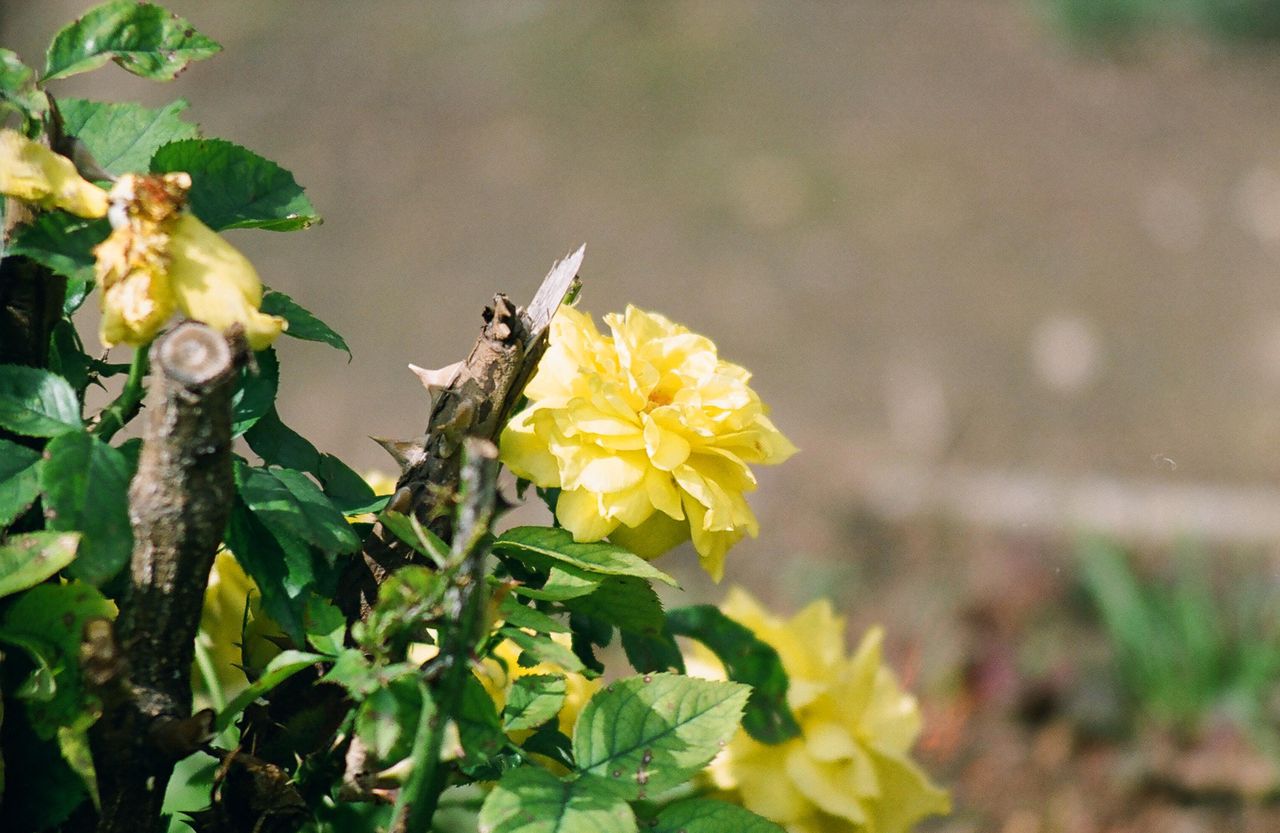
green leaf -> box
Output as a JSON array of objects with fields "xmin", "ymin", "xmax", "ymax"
[
  {"xmin": 214, "ymin": 649, "xmax": 324, "ymax": 733},
  {"xmin": 495, "ymin": 527, "xmax": 678, "ymax": 587},
  {"xmin": 666, "ymin": 606, "xmax": 801, "ymax": 744},
  {"xmin": 43, "ymin": 0, "xmax": 221, "ymax": 82},
  {"xmin": 0, "ymin": 630, "xmax": 57, "ymax": 701},
  {"xmin": 510, "ymin": 566, "xmax": 602, "ymax": 602},
  {"xmin": 0, "ymin": 582, "xmax": 114, "ymax": 738},
  {"xmin": 47, "ymin": 321, "xmax": 91, "ymax": 400},
  {"xmin": 498, "ymin": 596, "xmax": 569, "ymax": 634},
  {"xmin": 649, "ymin": 799, "xmax": 785, "ymax": 833},
  {"xmin": 0, "ymin": 365, "xmax": 82, "ymax": 437},
  {"xmin": 501, "ymin": 627, "xmax": 587, "ymax": 675},
  {"xmin": 40, "ymin": 431, "xmax": 132, "ymax": 586},
  {"xmin": 59, "ymin": 97, "xmax": 199, "ymax": 175},
  {"xmin": 0, "ymin": 532, "xmax": 79, "ymax": 598},
  {"xmin": 304, "ymin": 596, "xmax": 346, "ymax": 656},
  {"xmin": 230, "ymin": 348, "xmax": 278, "ymax": 437},
  {"xmin": 6, "ymin": 214, "xmax": 109, "ymax": 304},
  {"xmin": 260, "ymin": 290, "xmax": 349, "ymax": 357},
  {"xmin": 380, "ymin": 510, "xmax": 448, "ymax": 566},
  {"xmin": 151, "ymin": 139, "xmax": 319, "ymax": 231},
  {"xmin": 620, "ymin": 628, "xmax": 685, "ymax": 675},
  {"xmin": 224, "ymin": 498, "xmax": 305, "ymax": 642},
  {"xmin": 244, "ymin": 406, "xmax": 320, "ymax": 473},
  {"xmin": 238, "ymin": 465, "xmax": 361, "ymax": 555},
  {"xmin": 161, "ymin": 752, "xmax": 218, "ymax": 832},
  {"xmin": 0, "ymin": 48, "xmax": 49, "ymax": 122},
  {"xmin": 356, "ymin": 676, "xmax": 423, "ymax": 764},
  {"xmin": 503, "ymin": 674, "xmax": 566, "ymax": 732},
  {"xmin": 563, "ymin": 576, "xmax": 664, "ymax": 636},
  {"xmin": 321, "ymin": 649, "xmax": 416, "ymax": 699},
  {"xmin": 519, "ymin": 723, "xmax": 575, "ymax": 770},
  {"xmin": 0, "ymin": 438, "xmax": 43, "ymax": 527},
  {"xmin": 55, "ymin": 720, "xmax": 98, "ymax": 807},
  {"xmin": 317, "ymin": 453, "xmax": 380, "ymax": 514},
  {"xmin": 573, "ymin": 673, "xmax": 749, "ymax": 799},
  {"xmin": 455, "ymin": 674, "xmax": 506, "ymax": 766},
  {"xmin": 478, "ymin": 767, "xmax": 636, "ymax": 833}
]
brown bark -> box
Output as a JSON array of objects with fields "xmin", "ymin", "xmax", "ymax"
[{"xmin": 86, "ymin": 323, "xmax": 243, "ymax": 833}]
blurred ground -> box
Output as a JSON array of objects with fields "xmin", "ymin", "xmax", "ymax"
[{"xmin": 8, "ymin": 2, "xmax": 1280, "ymax": 830}]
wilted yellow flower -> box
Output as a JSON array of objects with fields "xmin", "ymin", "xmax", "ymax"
[
  {"xmin": 500, "ymin": 305, "xmax": 796, "ymax": 580},
  {"xmin": 96, "ymin": 173, "xmax": 286, "ymax": 350},
  {"xmin": 692, "ymin": 588, "xmax": 949, "ymax": 833},
  {"xmin": 0, "ymin": 129, "xmax": 108, "ymax": 218},
  {"xmin": 474, "ymin": 635, "xmax": 599, "ymax": 738}
]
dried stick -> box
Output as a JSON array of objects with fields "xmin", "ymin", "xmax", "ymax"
[
  {"xmin": 342, "ymin": 245, "xmax": 584, "ymax": 618},
  {"xmin": 87, "ymin": 323, "xmax": 242, "ymax": 833}
]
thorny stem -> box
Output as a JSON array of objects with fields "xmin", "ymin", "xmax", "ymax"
[
  {"xmin": 93, "ymin": 347, "xmax": 150, "ymax": 442},
  {"xmin": 392, "ymin": 438, "xmax": 499, "ymax": 832}
]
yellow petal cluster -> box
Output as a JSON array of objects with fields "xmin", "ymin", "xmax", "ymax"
[
  {"xmin": 96, "ymin": 173, "xmax": 285, "ymax": 349},
  {"xmin": 0, "ymin": 129, "xmax": 108, "ymax": 218},
  {"xmin": 500, "ymin": 305, "xmax": 796, "ymax": 580},
  {"xmin": 692, "ymin": 588, "xmax": 949, "ymax": 833},
  {"xmin": 474, "ymin": 635, "xmax": 600, "ymax": 738}
]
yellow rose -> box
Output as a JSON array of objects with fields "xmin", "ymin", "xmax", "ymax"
[
  {"xmin": 500, "ymin": 306, "xmax": 796, "ymax": 581},
  {"xmin": 692, "ymin": 588, "xmax": 950, "ymax": 833},
  {"xmin": 0, "ymin": 129, "xmax": 108, "ymax": 218},
  {"xmin": 95, "ymin": 173, "xmax": 286, "ymax": 349}
]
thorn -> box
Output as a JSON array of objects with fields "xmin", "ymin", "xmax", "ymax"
[
  {"xmin": 408, "ymin": 361, "xmax": 462, "ymax": 394},
  {"xmin": 370, "ymin": 436, "xmax": 426, "ymax": 471}
]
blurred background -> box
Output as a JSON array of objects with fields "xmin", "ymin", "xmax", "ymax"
[{"xmin": 10, "ymin": 1, "xmax": 1280, "ymax": 830}]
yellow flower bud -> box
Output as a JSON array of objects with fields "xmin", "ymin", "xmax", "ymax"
[{"xmin": 0, "ymin": 129, "xmax": 108, "ymax": 218}]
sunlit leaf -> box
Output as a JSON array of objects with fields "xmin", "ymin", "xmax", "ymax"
[
  {"xmin": 573, "ymin": 673, "xmax": 748, "ymax": 799},
  {"xmin": 478, "ymin": 767, "xmax": 636, "ymax": 833},
  {"xmin": 494, "ymin": 526, "xmax": 678, "ymax": 587},
  {"xmin": 0, "ymin": 532, "xmax": 79, "ymax": 599},
  {"xmin": 503, "ymin": 674, "xmax": 566, "ymax": 732},
  {"xmin": 151, "ymin": 139, "xmax": 319, "ymax": 231},
  {"xmin": 0, "ymin": 365, "xmax": 81, "ymax": 437},
  {"xmin": 649, "ymin": 799, "xmax": 784, "ymax": 833},
  {"xmin": 44, "ymin": 0, "xmax": 221, "ymax": 82},
  {"xmin": 59, "ymin": 97, "xmax": 198, "ymax": 175},
  {"xmin": 261, "ymin": 290, "xmax": 349, "ymax": 357}
]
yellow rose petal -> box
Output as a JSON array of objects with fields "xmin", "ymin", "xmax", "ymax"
[
  {"xmin": 0, "ymin": 129, "xmax": 108, "ymax": 218},
  {"xmin": 699, "ymin": 589, "xmax": 950, "ymax": 833},
  {"xmin": 500, "ymin": 305, "xmax": 795, "ymax": 578},
  {"xmin": 166, "ymin": 214, "xmax": 286, "ymax": 350}
]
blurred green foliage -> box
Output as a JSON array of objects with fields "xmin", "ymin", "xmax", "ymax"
[
  {"xmin": 1078, "ymin": 538, "xmax": 1280, "ymax": 742},
  {"xmin": 1041, "ymin": 0, "xmax": 1280, "ymax": 42}
]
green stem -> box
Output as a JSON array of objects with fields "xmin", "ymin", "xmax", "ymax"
[
  {"xmin": 391, "ymin": 439, "xmax": 498, "ymax": 832},
  {"xmin": 94, "ymin": 347, "xmax": 149, "ymax": 442}
]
